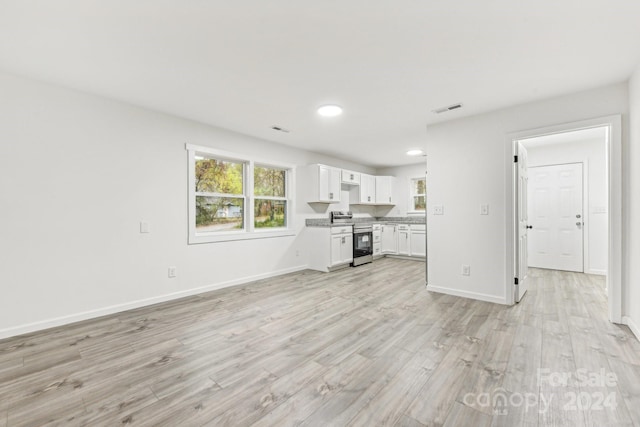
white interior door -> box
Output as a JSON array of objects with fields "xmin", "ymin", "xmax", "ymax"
[
  {"xmin": 528, "ymin": 163, "xmax": 584, "ymax": 272},
  {"xmin": 515, "ymin": 142, "xmax": 529, "ymax": 302}
]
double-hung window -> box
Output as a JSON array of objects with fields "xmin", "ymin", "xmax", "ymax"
[
  {"xmin": 410, "ymin": 177, "xmax": 426, "ymax": 213},
  {"xmin": 187, "ymin": 144, "xmax": 295, "ymax": 243},
  {"xmin": 254, "ymin": 165, "xmax": 287, "ymax": 229}
]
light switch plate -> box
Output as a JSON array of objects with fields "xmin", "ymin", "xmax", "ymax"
[
  {"xmin": 433, "ymin": 205, "xmax": 444, "ymax": 215},
  {"xmin": 462, "ymin": 265, "xmax": 470, "ymax": 276},
  {"xmin": 140, "ymin": 221, "xmax": 150, "ymax": 233},
  {"xmin": 480, "ymin": 204, "xmax": 489, "ymax": 215}
]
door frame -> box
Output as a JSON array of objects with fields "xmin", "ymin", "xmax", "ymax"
[{"xmin": 505, "ymin": 115, "xmax": 622, "ymax": 323}]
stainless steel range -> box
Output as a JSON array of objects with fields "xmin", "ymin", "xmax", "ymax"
[
  {"xmin": 352, "ymin": 223, "xmax": 373, "ymax": 266},
  {"xmin": 330, "ymin": 211, "xmax": 373, "ymax": 266}
]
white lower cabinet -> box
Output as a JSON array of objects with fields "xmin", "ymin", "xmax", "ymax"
[
  {"xmin": 381, "ymin": 224, "xmax": 398, "ymax": 254},
  {"xmin": 331, "ymin": 230, "xmax": 353, "ymax": 266},
  {"xmin": 307, "ymin": 225, "xmax": 353, "ymax": 272},
  {"xmin": 378, "ymin": 223, "xmax": 425, "ymax": 259},
  {"xmin": 308, "ymin": 222, "xmax": 424, "ymax": 270},
  {"xmin": 409, "ymin": 225, "xmax": 426, "ymax": 257},
  {"xmin": 397, "ymin": 224, "xmax": 410, "ymax": 255}
]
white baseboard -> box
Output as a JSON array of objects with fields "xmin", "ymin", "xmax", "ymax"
[
  {"xmin": 622, "ymin": 316, "xmax": 640, "ymax": 342},
  {"xmin": 0, "ymin": 265, "xmax": 308, "ymax": 341},
  {"xmin": 586, "ymin": 268, "xmax": 607, "ymax": 276},
  {"xmin": 426, "ymin": 284, "xmax": 507, "ymax": 305}
]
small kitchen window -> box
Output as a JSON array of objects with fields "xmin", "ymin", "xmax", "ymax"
[
  {"xmin": 187, "ymin": 144, "xmax": 295, "ymax": 244},
  {"xmin": 410, "ymin": 177, "xmax": 426, "ymax": 213}
]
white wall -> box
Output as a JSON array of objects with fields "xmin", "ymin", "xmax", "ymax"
[
  {"xmin": 0, "ymin": 71, "xmax": 374, "ymax": 338},
  {"xmin": 525, "ymin": 138, "xmax": 608, "ymax": 274},
  {"xmin": 376, "ymin": 162, "xmax": 426, "ymax": 218},
  {"xmin": 625, "ymin": 64, "xmax": 640, "ymax": 339},
  {"xmin": 425, "ymin": 83, "xmax": 628, "ymax": 304}
]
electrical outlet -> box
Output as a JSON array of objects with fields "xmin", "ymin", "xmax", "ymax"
[
  {"xmin": 433, "ymin": 205, "xmax": 444, "ymax": 215},
  {"xmin": 140, "ymin": 221, "xmax": 150, "ymax": 233},
  {"xmin": 462, "ymin": 265, "xmax": 470, "ymax": 276},
  {"xmin": 296, "ymin": 249, "xmax": 300, "ymax": 257},
  {"xmin": 168, "ymin": 266, "xmax": 177, "ymax": 278},
  {"xmin": 480, "ymin": 204, "xmax": 489, "ymax": 215}
]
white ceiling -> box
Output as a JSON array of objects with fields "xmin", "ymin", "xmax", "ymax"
[{"xmin": 1, "ymin": 1, "xmax": 639, "ymax": 167}]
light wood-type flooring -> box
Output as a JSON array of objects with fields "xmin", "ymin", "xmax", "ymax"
[{"xmin": 1, "ymin": 258, "xmax": 640, "ymax": 426}]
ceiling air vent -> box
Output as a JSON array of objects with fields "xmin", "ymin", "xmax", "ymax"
[
  {"xmin": 271, "ymin": 125, "xmax": 290, "ymax": 133},
  {"xmin": 432, "ymin": 103, "xmax": 463, "ymax": 114}
]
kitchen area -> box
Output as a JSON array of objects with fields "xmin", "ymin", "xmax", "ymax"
[{"xmin": 301, "ymin": 163, "xmax": 426, "ymax": 273}]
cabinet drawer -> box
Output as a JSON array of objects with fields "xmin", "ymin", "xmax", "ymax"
[
  {"xmin": 373, "ymin": 233, "xmax": 381, "ymax": 243},
  {"xmin": 372, "ymin": 223, "xmax": 381, "ymax": 231},
  {"xmin": 331, "ymin": 226, "xmax": 353, "ymax": 235},
  {"xmin": 397, "ymin": 224, "xmax": 410, "ymax": 231},
  {"xmin": 410, "ymin": 224, "xmax": 426, "ymax": 231},
  {"xmin": 373, "ymin": 243, "xmax": 382, "ymax": 256}
]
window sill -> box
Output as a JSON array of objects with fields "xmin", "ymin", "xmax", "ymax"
[{"xmin": 189, "ymin": 229, "xmax": 296, "ymax": 244}]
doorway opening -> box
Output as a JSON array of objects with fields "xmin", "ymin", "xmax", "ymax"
[{"xmin": 507, "ymin": 116, "xmax": 622, "ymax": 323}]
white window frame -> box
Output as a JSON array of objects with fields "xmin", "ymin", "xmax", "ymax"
[
  {"xmin": 409, "ymin": 176, "xmax": 426, "ymax": 214},
  {"xmin": 187, "ymin": 144, "xmax": 296, "ymax": 244},
  {"xmin": 254, "ymin": 163, "xmax": 289, "ymax": 230}
]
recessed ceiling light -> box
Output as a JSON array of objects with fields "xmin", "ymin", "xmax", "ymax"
[
  {"xmin": 317, "ymin": 105, "xmax": 343, "ymax": 117},
  {"xmin": 406, "ymin": 149, "xmax": 425, "ymax": 156}
]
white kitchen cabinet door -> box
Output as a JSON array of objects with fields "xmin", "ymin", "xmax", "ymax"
[
  {"xmin": 330, "ymin": 234, "xmax": 343, "ymax": 266},
  {"xmin": 349, "ymin": 173, "xmax": 376, "ymax": 204},
  {"xmin": 331, "ymin": 232, "xmax": 353, "ymax": 266},
  {"xmin": 410, "ymin": 228, "xmax": 426, "ymax": 257},
  {"xmin": 381, "ymin": 224, "xmax": 397, "ymax": 254},
  {"xmin": 309, "ymin": 164, "xmax": 341, "ymax": 203},
  {"xmin": 342, "ymin": 233, "xmax": 353, "ymax": 263},
  {"xmin": 322, "ymin": 165, "xmax": 341, "ymax": 202},
  {"xmin": 375, "ymin": 176, "xmax": 395, "ymax": 205},
  {"xmin": 398, "ymin": 228, "xmax": 410, "ymax": 255}
]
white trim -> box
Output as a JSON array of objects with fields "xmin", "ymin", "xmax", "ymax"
[
  {"xmin": 505, "ymin": 115, "xmax": 622, "ymax": 325},
  {"xmin": 622, "ymin": 316, "xmax": 640, "ymax": 342},
  {"xmin": 583, "ymin": 160, "xmax": 590, "ymax": 274},
  {"xmin": 0, "ymin": 265, "xmax": 308, "ymax": 340},
  {"xmin": 427, "ymin": 284, "xmax": 507, "ymax": 305}
]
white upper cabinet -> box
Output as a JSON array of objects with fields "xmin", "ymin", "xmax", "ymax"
[
  {"xmin": 341, "ymin": 169, "xmax": 361, "ymax": 185},
  {"xmin": 305, "ymin": 164, "xmax": 341, "ymax": 203},
  {"xmin": 350, "ymin": 173, "xmax": 376, "ymax": 204},
  {"xmin": 375, "ymin": 176, "xmax": 395, "ymax": 205}
]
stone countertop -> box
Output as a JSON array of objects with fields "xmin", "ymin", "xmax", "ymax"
[{"xmin": 305, "ymin": 216, "xmax": 426, "ymax": 227}]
